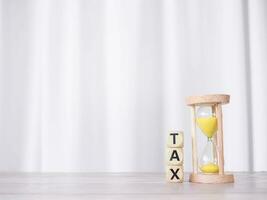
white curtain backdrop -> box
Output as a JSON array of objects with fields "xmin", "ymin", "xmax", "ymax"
[{"xmin": 0, "ymin": 0, "xmax": 266, "ymax": 172}]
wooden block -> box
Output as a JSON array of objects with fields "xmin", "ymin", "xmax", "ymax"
[
  {"xmin": 167, "ymin": 131, "xmax": 183, "ymax": 148},
  {"xmin": 166, "ymin": 165, "xmax": 184, "ymax": 182},
  {"xmin": 166, "ymin": 147, "xmax": 183, "ymax": 165}
]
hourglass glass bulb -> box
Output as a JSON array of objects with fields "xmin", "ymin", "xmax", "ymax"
[
  {"xmin": 199, "ymin": 139, "xmax": 219, "ymax": 173},
  {"xmin": 196, "ymin": 106, "xmax": 217, "ymax": 138},
  {"xmin": 196, "ymin": 106, "xmax": 219, "ymax": 173},
  {"xmin": 197, "ymin": 106, "xmax": 213, "ymax": 118}
]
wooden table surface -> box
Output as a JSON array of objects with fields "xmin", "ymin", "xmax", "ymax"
[{"xmin": 0, "ymin": 172, "xmax": 266, "ymax": 199}]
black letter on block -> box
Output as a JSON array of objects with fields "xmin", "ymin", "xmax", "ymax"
[
  {"xmin": 170, "ymin": 168, "xmax": 180, "ymax": 180},
  {"xmin": 170, "ymin": 133, "xmax": 178, "ymax": 144},
  {"xmin": 170, "ymin": 150, "xmax": 180, "ymax": 161}
]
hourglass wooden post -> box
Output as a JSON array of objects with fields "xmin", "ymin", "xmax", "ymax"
[{"xmin": 186, "ymin": 94, "xmax": 234, "ymax": 184}]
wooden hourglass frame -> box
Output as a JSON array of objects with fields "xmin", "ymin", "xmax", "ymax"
[{"xmin": 186, "ymin": 94, "xmax": 234, "ymax": 183}]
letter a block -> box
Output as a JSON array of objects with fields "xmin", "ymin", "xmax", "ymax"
[
  {"xmin": 166, "ymin": 148, "xmax": 183, "ymax": 165},
  {"xmin": 166, "ymin": 166, "xmax": 184, "ymax": 182},
  {"xmin": 167, "ymin": 131, "xmax": 183, "ymax": 148}
]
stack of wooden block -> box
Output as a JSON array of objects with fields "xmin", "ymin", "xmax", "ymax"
[{"xmin": 165, "ymin": 131, "xmax": 184, "ymax": 182}]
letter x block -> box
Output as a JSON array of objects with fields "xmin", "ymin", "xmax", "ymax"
[{"xmin": 166, "ymin": 166, "xmax": 184, "ymax": 182}]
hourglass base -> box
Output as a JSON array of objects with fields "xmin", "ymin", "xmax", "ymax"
[{"xmin": 189, "ymin": 173, "xmax": 234, "ymax": 184}]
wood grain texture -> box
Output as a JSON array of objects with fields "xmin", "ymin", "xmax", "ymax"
[
  {"xmin": 190, "ymin": 106, "xmax": 198, "ymax": 173},
  {"xmin": 186, "ymin": 94, "xmax": 230, "ymax": 105},
  {"xmin": 189, "ymin": 173, "xmax": 234, "ymax": 183},
  {"xmin": 0, "ymin": 173, "xmax": 265, "ymax": 199},
  {"xmin": 216, "ymin": 104, "xmax": 225, "ymax": 175}
]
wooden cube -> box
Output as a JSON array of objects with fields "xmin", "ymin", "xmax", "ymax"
[
  {"xmin": 166, "ymin": 147, "xmax": 183, "ymax": 165},
  {"xmin": 166, "ymin": 165, "xmax": 184, "ymax": 182},
  {"xmin": 167, "ymin": 131, "xmax": 183, "ymax": 148}
]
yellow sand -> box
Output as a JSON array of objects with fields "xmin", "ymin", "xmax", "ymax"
[
  {"xmin": 196, "ymin": 117, "xmax": 217, "ymax": 138},
  {"xmin": 200, "ymin": 163, "xmax": 219, "ymax": 173}
]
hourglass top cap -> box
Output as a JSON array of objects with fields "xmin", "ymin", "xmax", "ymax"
[{"xmin": 186, "ymin": 94, "xmax": 230, "ymax": 106}]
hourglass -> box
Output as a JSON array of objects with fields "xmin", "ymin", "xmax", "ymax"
[
  {"xmin": 186, "ymin": 94, "xmax": 234, "ymax": 183},
  {"xmin": 197, "ymin": 106, "xmax": 219, "ymax": 174}
]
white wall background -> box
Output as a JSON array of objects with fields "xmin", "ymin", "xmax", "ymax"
[{"xmin": 0, "ymin": 0, "xmax": 266, "ymax": 172}]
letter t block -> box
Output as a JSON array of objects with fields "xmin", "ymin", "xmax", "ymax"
[{"xmin": 167, "ymin": 131, "xmax": 184, "ymax": 148}]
